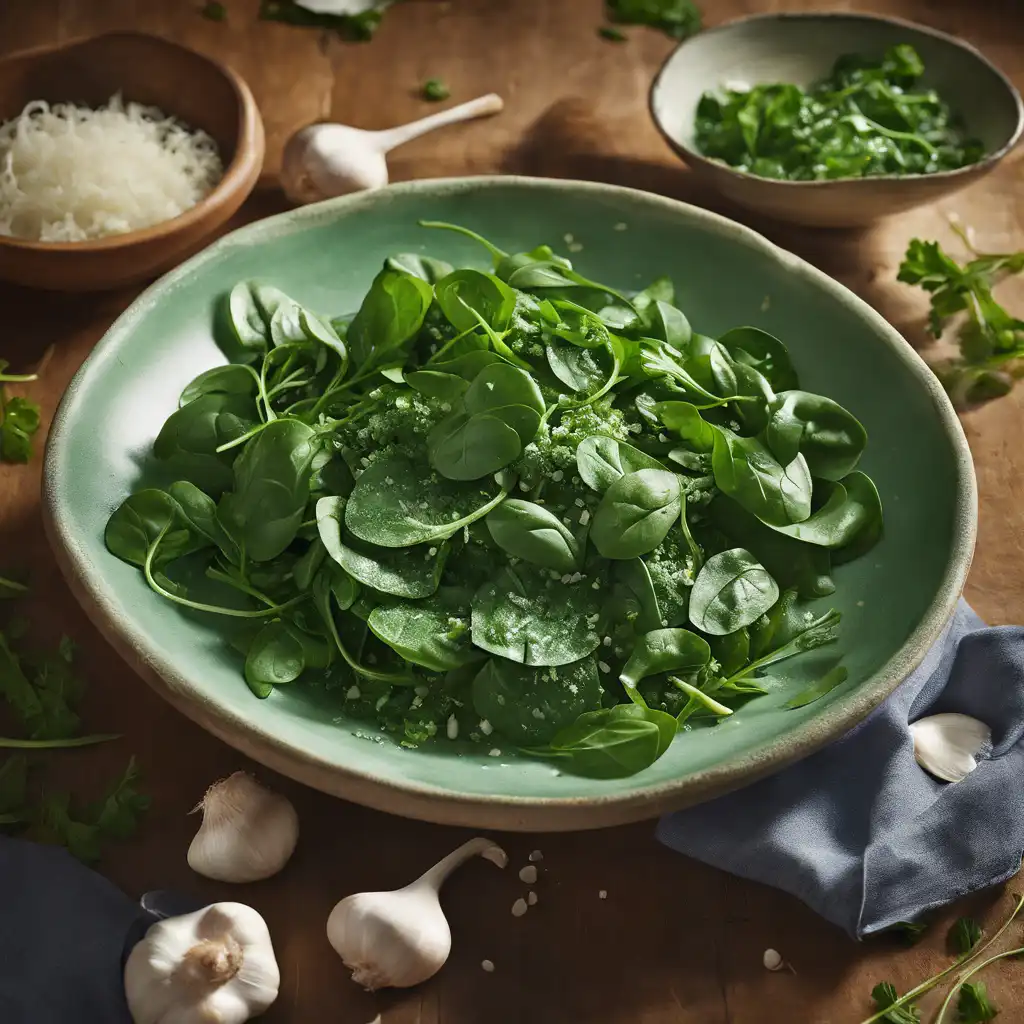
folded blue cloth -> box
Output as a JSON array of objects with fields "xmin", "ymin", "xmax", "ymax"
[{"xmin": 658, "ymin": 600, "xmax": 1024, "ymax": 938}]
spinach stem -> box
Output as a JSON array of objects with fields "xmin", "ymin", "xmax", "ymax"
[{"xmin": 0, "ymin": 733, "xmax": 119, "ymax": 749}]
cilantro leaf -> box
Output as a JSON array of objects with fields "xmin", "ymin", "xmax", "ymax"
[
  {"xmin": 956, "ymin": 981, "xmax": 997, "ymax": 1022},
  {"xmin": 871, "ymin": 982, "xmax": 922, "ymax": 1023},
  {"xmin": 201, "ymin": 0, "xmax": 227, "ymax": 19},
  {"xmin": 0, "ymin": 629, "xmax": 82, "ymax": 740},
  {"xmin": 87, "ymin": 757, "xmax": 151, "ymax": 840},
  {"xmin": 950, "ymin": 917, "xmax": 984, "ymax": 956},
  {"xmin": 605, "ymin": 0, "xmax": 701, "ymax": 39},
  {"xmin": 0, "ymin": 389, "xmax": 41, "ymax": 464}
]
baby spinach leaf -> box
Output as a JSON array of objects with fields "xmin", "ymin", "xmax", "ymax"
[
  {"xmin": 591, "ymin": 469, "xmax": 682, "ymax": 559},
  {"xmin": 619, "ymin": 628, "xmax": 711, "ymax": 695},
  {"xmin": 219, "ymin": 419, "xmax": 317, "ymax": 563},
  {"xmin": 228, "ymin": 282, "xmax": 270, "ymax": 353},
  {"xmin": 179, "ymin": 364, "xmax": 258, "ymax": 407},
  {"xmin": 533, "ymin": 702, "xmax": 678, "ymax": 778},
  {"xmin": 368, "ymin": 589, "xmax": 479, "ymax": 672},
  {"xmin": 429, "ymin": 411, "xmax": 521, "ymax": 480},
  {"xmin": 612, "ymin": 558, "xmax": 663, "ymax": 633},
  {"xmin": 711, "ymin": 426, "xmax": 812, "ymax": 526},
  {"xmin": 345, "ymin": 452, "xmax": 511, "ymax": 546},
  {"xmin": 546, "ymin": 339, "xmax": 610, "ymax": 395},
  {"xmin": 300, "ymin": 309, "xmax": 348, "ymax": 365},
  {"xmin": 471, "ymin": 564, "xmax": 603, "ymax": 667},
  {"xmin": 472, "ymin": 656, "xmax": 603, "ymax": 744},
  {"xmin": 717, "ymin": 327, "xmax": 799, "ymax": 392},
  {"xmin": 166, "ymin": 481, "xmax": 239, "ymax": 563},
  {"xmin": 689, "ymin": 548, "xmax": 779, "ymax": 636},
  {"xmin": 648, "ymin": 301, "xmax": 692, "ymax": 349},
  {"xmin": 404, "ymin": 370, "xmax": 470, "ymax": 402},
  {"xmin": 434, "ymin": 269, "xmax": 516, "ymax": 335},
  {"xmin": 766, "ymin": 390, "xmax": 867, "ymax": 481},
  {"xmin": 244, "ymin": 620, "xmax": 305, "ymax": 697},
  {"xmin": 831, "ymin": 472, "xmax": 884, "ymax": 563},
  {"xmin": 104, "ymin": 490, "xmax": 203, "ymax": 569},
  {"xmin": 386, "ymin": 253, "xmax": 454, "ymax": 283},
  {"xmin": 783, "ymin": 665, "xmax": 849, "ymax": 709},
  {"xmin": 464, "ymin": 362, "xmax": 545, "ymax": 443},
  {"xmin": 764, "ymin": 475, "xmax": 876, "ymax": 549},
  {"xmin": 347, "ymin": 268, "xmax": 433, "ymax": 371},
  {"xmin": 153, "ymin": 392, "xmax": 257, "ymax": 460},
  {"xmin": 486, "ymin": 499, "xmax": 581, "ymax": 572},
  {"xmin": 654, "ymin": 401, "xmax": 715, "ymax": 452},
  {"xmin": 317, "ymin": 496, "xmax": 447, "ymax": 598},
  {"xmin": 576, "ymin": 435, "xmax": 666, "ymax": 493}
]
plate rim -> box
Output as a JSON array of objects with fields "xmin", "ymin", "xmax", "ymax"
[{"xmin": 42, "ymin": 174, "xmax": 977, "ymax": 831}]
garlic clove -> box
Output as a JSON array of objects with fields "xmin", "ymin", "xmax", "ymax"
[
  {"xmin": 125, "ymin": 902, "xmax": 280, "ymax": 1024},
  {"xmin": 326, "ymin": 836, "xmax": 506, "ymax": 991},
  {"xmin": 294, "ymin": 0, "xmax": 382, "ymax": 13},
  {"xmin": 187, "ymin": 772, "xmax": 298, "ymax": 883},
  {"xmin": 910, "ymin": 712, "xmax": 991, "ymax": 783}
]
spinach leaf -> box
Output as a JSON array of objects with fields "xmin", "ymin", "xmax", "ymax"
[
  {"xmin": 485, "ymin": 499, "xmax": 581, "ymax": 572},
  {"xmin": 464, "ymin": 362, "xmax": 545, "ymax": 443},
  {"xmin": 404, "ymin": 370, "xmax": 470, "ymax": 402},
  {"xmin": 434, "ymin": 269, "xmax": 516, "ymax": 335},
  {"xmin": 219, "ymin": 419, "xmax": 317, "ymax": 563},
  {"xmin": 228, "ymin": 281, "xmax": 270, "ymax": 354},
  {"xmin": 831, "ymin": 472, "xmax": 884, "ymax": 563},
  {"xmin": 244, "ymin": 620, "xmax": 305, "ymax": 697},
  {"xmin": 179, "ymin": 364, "xmax": 259, "ymax": 407},
  {"xmin": 532, "ymin": 702, "xmax": 678, "ymax": 778},
  {"xmin": 318, "ymin": 496, "xmax": 447, "ymax": 598},
  {"xmin": 105, "ymin": 490, "xmax": 199, "ymax": 568},
  {"xmin": 153, "ymin": 392, "xmax": 257, "ymax": 460},
  {"xmin": 765, "ymin": 390, "xmax": 867, "ymax": 481},
  {"xmin": 576, "ymin": 435, "xmax": 666, "ymax": 493},
  {"xmin": 711, "ymin": 426, "xmax": 812, "ymax": 526},
  {"xmin": 472, "ymin": 656, "xmax": 602, "ymax": 744},
  {"xmin": 688, "ymin": 548, "xmax": 779, "ymax": 636},
  {"xmin": 386, "ymin": 253, "xmax": 454, "ymax": 283},
  {"xmin": 368, "ymin": 590, "xmax": 479, "ymax": 672},
  {"xmin": 765, "ymin": 474, "xmax": 878, "ymax": 549},
  {"xmin": 428, "ymin": 411, "xmax": 521, "ymax": 480},
  {"xmin": 619, "ymin": 628, "xmax": 711, "ymax": 694},
  {"xmin": 345, "ymin": 452, "xmax": 511, "ymax": 546},
  {"xmin": 591, "ymin": 469, "xmax": 682, "ymax": 559},
  {"xmin": 783, "ymin": 665, "xmax": 849, "ymax": 709},
  {"xmin": 471, "ymin": 564, "xmax": 603, "ymax": 667},
  {"xmin": 166, "ymin": 480, "xmax": 239, "ymax": 563},
  {"xmin": 347, "ymin": 267, "xmax": 433, "ymax": 371},
  {"xmin": 546, "ymin": 339, "xmax": 611, "ymax": 395},
  {"xmin": 717, "ymin": 327, "xmax": 799, "ymax": 392},
  {"xmin": 612, "ymin": 558, "xmax": 663, "ymax": 633}
]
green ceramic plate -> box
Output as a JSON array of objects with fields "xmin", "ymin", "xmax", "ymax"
[{"xmin": 43, "ymin": 178, "xmax": 975, "ymax": 831}]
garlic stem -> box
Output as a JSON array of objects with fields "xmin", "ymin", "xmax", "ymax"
[{"xmin": 415, "ymin": 837, "xmax": 508, "ymax": 890}]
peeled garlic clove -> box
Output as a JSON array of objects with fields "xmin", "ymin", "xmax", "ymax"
[
  {"xmin": 125, "ymin": 902, "xmax": 280, "ymax": 1024},
  {"xmin": 910, "ymin": 712, "xmax": 991, "ymax": 783},
  {"xmin": 187, "ymin": 772, "xmax": 298, "ymax": 883},
  {"xmin": 326, "ymin": 836, "xmax": 506, "ymax": 991}
]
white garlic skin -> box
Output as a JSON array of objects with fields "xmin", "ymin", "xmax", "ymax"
[
  {"xmin": 124, "ymin": 902, "xmax": 280, "ymax": 1024},
  {"xmin": 327, "ymin": 887, "xmax": 452, "ymax": 991},
  {"xmin": 910, "ymin": 712, "xmax": 991, "ymax": 783},
  {"xmin": 187, "ymin": 772, "xmax": 298, "ymax": 883},
  {"xmin": 326, "ymin": 837, "xmax": 507, "ymax": 991},
  {"xmin": 280, "ymin": 124, "xmax": 388, "ymax": 206}
]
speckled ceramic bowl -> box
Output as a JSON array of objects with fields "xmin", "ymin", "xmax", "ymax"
[
  {"xmin": 43, "ymin": 177, "xmax": 975, "ymax": 830},
  {"xmin": 650, "ymin": 12, "xmax": 1024, "ymax": 227}
]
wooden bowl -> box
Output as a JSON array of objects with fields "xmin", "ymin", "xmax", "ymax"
[
  {"xmin": 650, "ymin": 13, "xmax": 1024, "ymax": 228},
  {"xmin": 0, "ymin": 32, "xmax": 265, "ymax": 291}
]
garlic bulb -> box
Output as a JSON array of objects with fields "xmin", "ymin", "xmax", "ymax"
[
  {"xmin": 327, "ymin": 836, "xmax": 507, "ymax": 991},
  {"xmin": 124, "ymin": 902, "xmax": 280, "ymax": 1024},
  {"xmin": 910, "ymin": 712, "xmax": 991, "ymax": 783},
  {"xmin": 188, "ymin": 772, "xmax": 298, "ymax": 883}
]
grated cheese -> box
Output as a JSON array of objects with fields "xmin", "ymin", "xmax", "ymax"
[{"xmin": 0, "ymin": 95, "xmax": 223, "ymax": 242}]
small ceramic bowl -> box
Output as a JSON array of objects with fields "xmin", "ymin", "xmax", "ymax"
[
  {"xmin": 0, "ymin": 32, "xmax": 265, "ymax": 291},
  {"xmin": 650, "ymin": 13, "xmax": 1024, "ymax": 228}
]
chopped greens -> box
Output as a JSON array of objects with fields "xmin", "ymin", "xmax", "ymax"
[
  {"xmin": 0, "ymin": 590, "xmax": 148, "ymax": 861},
  {"xmin": 422, "ymin": 78, "xmax": 451, "ymax": 102},
  {"xmin": 0, "ymin": 359, "xmax": 41, "ymax": 463},
  {"xmin": 899, "ymin": 226, "xmax": 1024, "ymax": 407},
  {"xmin": 105, "ymin": 222, "xmax": 882, "ymax": 778},
  {"xmin": 605, "ymin": 0, "xmax": 701, "ymax": 40},
  {"xmin": 695, "ymin": 44, "xmax": 983, "ymax": 181}
]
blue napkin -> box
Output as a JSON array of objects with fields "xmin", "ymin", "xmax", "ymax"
[{"xmin": 658, "ymin": 600, "xmax": 1024, "ymax": 938}]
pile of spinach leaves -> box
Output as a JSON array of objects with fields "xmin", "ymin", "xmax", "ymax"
[
  {"xmin": 695, "ymin": 44, "xmax": 983, "ymax": 181},
  {"xmin": 106, "ymin": 222, "xmax": 882, "ymax": 779}
]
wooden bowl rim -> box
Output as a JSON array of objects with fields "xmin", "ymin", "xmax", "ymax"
[
  {"xmin": 0, "ymin": 30, "xmax": 264, "ymax": 253},
  {"xmin": 649, "ymin": 10, "xmax": 1024, "ymax": 191}
]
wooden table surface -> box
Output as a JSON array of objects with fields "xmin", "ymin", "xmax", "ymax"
[{"xmin": 2, "ymin": 1, "xmax": 1024, "ymax": 1021}]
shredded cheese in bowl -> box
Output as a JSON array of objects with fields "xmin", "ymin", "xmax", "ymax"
[{"xmin": 0, "ymin": 94, "xmax": 224, "ymax": 243}]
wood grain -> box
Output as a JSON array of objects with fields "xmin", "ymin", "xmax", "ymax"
[{"xmin": 1, "ymin": 1, "xmax": 1023, "ymax": 1020}]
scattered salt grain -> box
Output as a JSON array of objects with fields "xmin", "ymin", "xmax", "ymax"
[
  {"xmin": 481, "ymin": 959, "xmax": 495, "ymax": 973},
  {"xmin": 527, "ymin": 891, "xmax": 538, "ymax": 906},
  {"xmin": 446, "ymin": 715, "xmax": 459, "ymax": 740},
  {"xmin": 489, "ymin": 748, "xmax": 502, "ymax": 757},
  {"xmin": 511, "ymin": 898, "xmax": 528, "ymax": 917},
  {"xmin": 598, "ymin": 890, "xmax": 608, "ymax": 900}
]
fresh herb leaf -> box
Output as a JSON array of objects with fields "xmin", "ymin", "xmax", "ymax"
[
  {"xmin": 871, "ymin": 982, "xmax": 921, "ymax": 1023},
  {"xmin": 887, "ymin": 920, "xmax": 929, "ymax": 945},
  {"xmin": 955, "ymin": 982, "xmax": 997, "ymax": 1022},
  {"xmin": 950, "ymin": 918, "xmax": 984, "ymax": 957},
  {"xmin": 0, "ymin": 360, "xmax": 41, "ymax": 464},
  {"xmin": 422, "ymin": 78, "xmax": 450, "ymax": 102},
  {"xmin": 606, "ymin": 0, "xmax": 701, "ymax": 40}
]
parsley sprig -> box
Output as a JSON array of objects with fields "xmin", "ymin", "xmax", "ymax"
[
  {"xmin": 0, "ymin": 359, "xmax": 41, "ymax": 464},
  {"xmin": 898, "ymin": 224, "xmax": 1024, "ymax": 407},
  {"xmin": 861, "ymin": 902, "xmax": 1022, "ymax": 1023}
]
